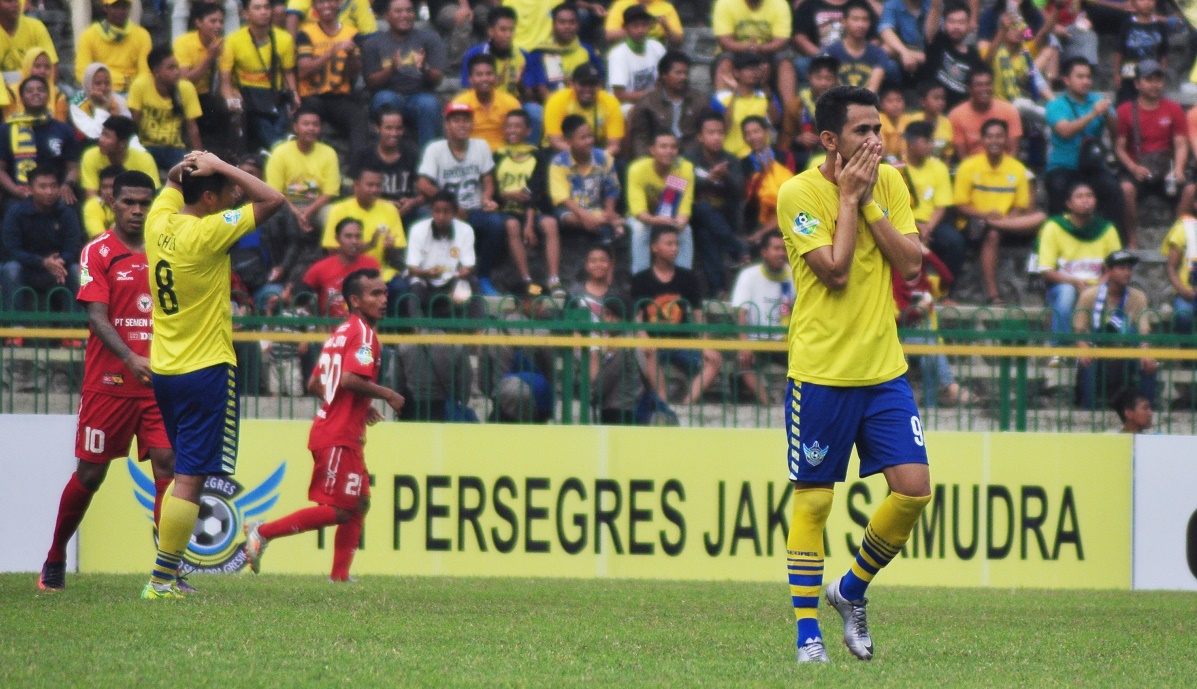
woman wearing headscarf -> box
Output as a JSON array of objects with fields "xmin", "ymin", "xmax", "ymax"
[
  {"xmin": 70, "ymin": 63, "xmax": 133, "ymax": 143},
  {"xmin": 3, "ymin": 48, "xmax": 67, "ymax": 121}
]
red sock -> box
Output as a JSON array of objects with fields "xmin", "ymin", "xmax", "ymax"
[
  {"xmin": 258, "ymin": 505, "xmax": 339, "ymax": 541},
  {"xmin": 46, "ymin": 473, "xmax": 96, "ymax": 563},
  {"xmin": 153, "ymin": 478, "xmax": 172, "ymax": 526},
  {"xmin": 330, "ymin": 514, "xmax": 363, "ymax": 581}
]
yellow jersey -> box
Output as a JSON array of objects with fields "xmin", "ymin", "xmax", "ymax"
[
  {"xmin": 605, "ymin": 0, "xmax": 682, "ymax": 43},
  {"xmin": 542, "ymin": 88, "xmax": 626, "ymax": 148},
  {"xmin": 506, "ymin": 0, "xmax": 553, "ymax": 52},
  {"xmin": 127, "ymin": 74, "xmax": 203, "ymax": 149},
  {"xmin": 80, "ymin": 146, "xmax": 161, "ymax": 192},
  {"xmin": 295, "ymin": 20, "xmax": 358, "ymax": 98},
  {"xmin": 494, "ymin": 143, "xmax": 540, "ymax": 214},
  {"xmin": 777, "ymin": 164, "xmax": 918, "ymax": 386},
  {"xmin": 145, "ymin": 187, "xmax": 259, "ymax": 375},
  {"xmin": 321, "ymin": 197, "xmax": 406, "ymax": 281},
  {"xmin": 1035, "ymin": 216, "xmax": 1121, "ymax": 284},
  {"xmin": 1163, "ymin": 216, "xmax": 1197, "ymax": 291},
  {"xmin": 953, "ymin": 153, "xmax": 1030, "ymax": 225},
  {"xmin": 264, "ymin": 138, "xmax": 342, "ymax": 205},
  {"xmin": 451, "ymin": 89, "xmax": 521, "ymax": 152},
  {"xmin": 625, "ymin": 157, "xmax": 696, "ymax": 219},
  {"xmin": 172, "ymin": 30, "xmax": 217, "ymax": 94},
  {"xmin": 0, "ymin": 15, "xmax": 57, "ymax": 73},
  {"xmin": 220, "ymin": 26, "xmax": 296, "ymax": 91},
  {"xmin": 899, "ymin": 112, "xmax": 954, "ymax": 161},
  {"xmin": 711, "ymin": 0, "xmax": 791, "ymax": 44},
  {"xmin": 75, "ymin": 22, "xmax": 152, "ymax": 93},
  {"xmin": 712, "ymin": 89, "xmax": 771, "ymax": 157},
  {"xmin": 903, "ymin": 156, "xmax": 952, "ymax": 224},
  {"xmin": 286, "ymin": 0, "xmax": 378, "ymax": 35},
  {"xmin": 82, "ymin": 197, "xmax": 114, "ymax": 239}
]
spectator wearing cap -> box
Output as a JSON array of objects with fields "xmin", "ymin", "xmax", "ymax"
[
  {"xmin": 819, "ymin": 0, "xmax": 895, "ymax": 93},
  {"xmin": 523, "ymin": 3, "xmax": 603, "ymax": 104},
  {"xmin": 416, "ymin": 101, "xmax": 507, "ymax": 296},
  {"xmin": 710, "ymin": 52, "xmax": 780, "ymax": 158},
  {"xmin": 0, "ymin": 166, "xmax": 82, "ymax": 311},
  {"xmin": 75, "ymin": 0, "xmax": 151, "ymax": 94},
  {"xmin": 1043, "ymin": 57, "xmax": 1123, "ymax": 225},
  {"xmin": 903, "ymin": 120, "xmax": 964, "ymax": 287},
  {"xmin": 283, "ymin": 0, "xmax": 377, "ymax": 38},
  {"xmin": 1073, "ymin": 250, "xmax": 1158, "ymax": 410},
  {"xmin": 948, "ymin": 67, "xmax": 1022, "ymax": 158},
  {"xmin": 1115, "ymin": 59, "xmax": 1194, "ymax": 249},
  {"xmin": 542, "ymin": 63, "xmax": 625, "ymax": 159},
  {"xmin": 710, "ymin": 0, "xmax": 794, "ymax": 105},
  {"xmin": 78, "ymin": 115, "xmax": 159, "ymax": 200},
  {"xmin": 627, "ymin": 50, "xmax": 707, "ymax": 159},
  {"xmin": 1035, "ymin": 180, "xmax": 1122, "ymax": 337},
  {"xmin": 363, "ymin": 0, "xmax": 448, "ymax": 150},
  {"xmin": 606, "ymin": 5, "xmax": 666, "ymax": 118},
  {"xmin": 452, "ymin": 53, "xmax": 522, "ymax": 153}
]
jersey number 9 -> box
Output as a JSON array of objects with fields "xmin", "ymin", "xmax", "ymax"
[{"xmin": 154, "ymin": 260, "xmax": 180, "ymax": 315}]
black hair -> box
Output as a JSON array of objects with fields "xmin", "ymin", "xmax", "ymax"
[
  {"xmin": 1111, "ymin": 387, "xmax": 1149, "ymax": 422},
  {"xmin": 740, "ymin": 114, "xmax": 769, "ymax": 134},
  {"xmin": 181, "ymin": 168, "xmax": 231, "ymax": 205},
  {"xmin": 650, "ymin": 130, "xmax": 678, "ymax": 146},
  {"xmin": 843, "ymin": 0, "xmax": 873, "ymax": 23},
  {"xmin": 1065, "ymin": 179, "xmax": 1095, "ymax": 200},
  {"xmin": 430, "ymin": 189, "xmax": 459, "ymax": 209},
  {"xmin": 293, "ymin": 105, "xmax": 322, "ymax": 123},
  {"xmin": 354, "ymin": 162, "xmax": 386, "ymax": 179},
  {"xmin": 916, "ymin": 79, "xmax": 946, "ymax": 99},
  {"xmin": 18, "ymin": 74, "xmax": 47, "ymax": 102},
  {"xmin": 814, "ymin": 85, "xmax": 879, "ymax": 136},
  {"xmin": 188, "ymin": 1, "xmax": 224, "ymax": 30},
  {"xmin": 877, "ymin": 82, "xmax": 904, "ymax": 101},
  {"xmin": 980, "ymin": 117, "xmax": 1008, "ymax": 136},
  {"xmin": 760, "ymin": 229, "xmax": 784, "ymax": 248},
  {"xmin": 27, "ymin": 165, "xmax": 60, "ymax": 185},
  {"xmin": 1061, "ymin": 56, "xmax": 1093, "ymax": 78},
  {"xmin": 966, "ymin": 66, "xmax": 993, "ymax": 87},
  {"xmin": 657, "ymin": 49, "xmax": 690, "ymax": 76},
  {"xmin": 102, "ymin": 114, "xmax": 137, "ymax": 142},
  {"xmin": 238, "ymin": 152, "xmax": 266, "ymax": 170},
  {"xmin": 334, "ymin": 216, "xmax": 364, "ymax": 238},
  {"xmin": 903, "ymin": 120, "xmax": 934, "ymax": 141},
  {"xmin": 807, "ymin": 55, "xmax": 840, "ymax": 77},
  {"xmin": 649, "ymin": 224, "xmax": 679, "ymax": 245},
  {"xmin": 112, "ymin": 169, "xmax": 157, "ymax": 199},
  {"xmin": 99, "ymin": 164, "xmax": 124, "ymax": 183},
  {"xmin": 147, "ymin": 46, "xmax": 184, "ymax": 117},
  {"xmin": 561, "ymin": 113, "xmax": 589, "ymax": 139},
  {"xmin": 550, "ymin": 2, "xmax": 578, "ymax": 20},
  {"xmin": 467, "ymin": 52, "xmax": 497, "ymax": 74},
  {"xmin": 506, "ymin": 108, "xmax": 532, "ymax": 126},
  {"xmin": 342, "ymin": 268, "xmax": 382, "ymax": 306},
  {"xmin": 944, "ymin": 1, "xmax": 971, "ymax": 17},
  {"xmin": 371, "ymin": 104, "xmax": 404, "ymax": 127},
  {"xmin": 697, "ymin": 110, "xmax": 726, "ymax": 131},
  {"xmin": 488, "ymin": 5, "xmax": 517, "ymax": 26}
]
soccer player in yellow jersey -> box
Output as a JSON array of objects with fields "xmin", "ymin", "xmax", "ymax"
[
  {"xmin": 776, "ymin": 86, "xmax": 932, "ymax": 663},
  {"xmin": 139, "ymin": 151, "xmax": 285, "ymax": 599}
]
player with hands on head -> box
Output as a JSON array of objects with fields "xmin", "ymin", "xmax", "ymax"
[
  {"xmin": 776, "ymin": 85, "xmax": 931, "ymax": 664},
  {"xmin": 243, "ymin": 268, "xmax": 403, "ymax": 582}
]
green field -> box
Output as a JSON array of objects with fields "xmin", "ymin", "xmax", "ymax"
[{"xmin": 1, "ymin": 574, "xmax": 1194, "ymax": 688}]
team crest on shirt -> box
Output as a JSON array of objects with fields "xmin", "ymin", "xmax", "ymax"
[
  {"xmin": 356, "ymin": 344, "xmax": 374, "ymax": 366},
  {"xmin": 222, "ymin": 209, "xmax": 243, "ymax": 225},
  {"xmin": 79, "ymin": 267, "xmax": 91, "ymax": 286},
  {"xmin": 98, "ymin": 244, "xmax": 110, "ymax": 257},
  {"xmin": 137, "ymin": 294, "xmax": 153, "ymax": 313},
  {"xmin": 791, "ymin": 212, "xmax": 820, "ymax": 236},
  {"xmin": 127, "ymin": 459, "xmax": 286, "ymax": 574},
  {"xmin": 802, "ymin": 441, "xmax": 829, "ymax": 466},
  {"xmin": 450, "ymin": 247, "xmax": 460, "ymax": 258}
]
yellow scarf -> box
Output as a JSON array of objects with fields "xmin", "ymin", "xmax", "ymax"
[{"xmin": 8, "ymin": 112, "xmax": 46, "ymax": 184}]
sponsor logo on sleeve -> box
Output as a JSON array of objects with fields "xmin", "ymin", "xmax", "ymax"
[
  {"xmin": 791, "ymin": 212, "xmax": 820, "ymax": 236},
  {"xmin": 222, "ymin": 209, "xmax": 243, "ymax": 225}
]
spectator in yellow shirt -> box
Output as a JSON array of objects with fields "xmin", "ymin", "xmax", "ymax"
[
  {"xmin": 79, "ymin": 115, "xmax": 160, "ymax": 199},
  {"xmin": 75, "ymin": 0, "xmax": 152, "ymax": 94},
  {"xmin": 0, "ymin": 0, "xmax": 57, "ymax": 79},
  {"xmin": 902, "ymin": 121, "xmax": 963, "ymax": 287},
  {"xmin": 265, "ymin": 106, "xmax": 341, "ymax": 235},
  {"xmin": 605, "ymin": 0, "xmax": 683, "ymax": 47},
  {"xmin": 543, "ymin": 63, "xmax": 625, "ymax": 157},
  {"xmin": 452, "ymin": 53, "xmax": 522, "ymax": 152},
  {"xmin": 128, "ymin": 47, "xmax": 204, "ymax": 172},
  {"xmin": 284, "ymin": 0, "xmax": 378, "ymax": 36},
  {"xmin": 626, "ymin": 131, "xmax": 696, "ymax": 273},
  {"xmin": 296, "ymin": 0, "xmax": 369, "ymax": 152},
  {"xmin": 173, "ymin": 3, "xmax": 229, "ymax": 153},
  {"xmin": 1037, "ymin": 181, "xmax": 1122, "ymax": 336},
  {"xmin": 321, "ymin": 164, "xmax": 407, "ymax": 286},
  {"xmin": 3, "ymin": 48, "xmax": 65, "ymax": 122},
  {"xmin": 82, "ymin": 166, "xmax": 120, "ymax": 239},
  {"xmin": 220, "ymin": 0, "xmax": 301, "ymax": 153}
]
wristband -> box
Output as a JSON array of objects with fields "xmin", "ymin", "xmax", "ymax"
[{"xmin": 862, "ymin": 201, "xmax": 885, "ymax": 225}]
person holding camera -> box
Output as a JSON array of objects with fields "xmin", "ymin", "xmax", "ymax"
[{"xmin": 220, "ymin": 0, "xmax": 301, "ymax": 153}]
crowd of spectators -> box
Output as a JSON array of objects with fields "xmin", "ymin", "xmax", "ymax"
[{"xmin": 4, "ymin": 0, "xmax": 1197, "ymax": 418}]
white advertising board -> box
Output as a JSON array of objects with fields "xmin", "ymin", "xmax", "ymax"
[
  {"xmin": 0, "ymin": 415, "xmax": 79, "ymax": 572},
  {"xmin": 1133, "ymin": 435, "xmax": 1197, "ymax": 591}
]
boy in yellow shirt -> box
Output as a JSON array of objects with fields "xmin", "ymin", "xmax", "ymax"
[
  {"xmin": 321, "ymin": 164, "xmax": 406, "ymax": 286},
  {"xmin": 494, "ymin": 109, "xmax": 562, "ymax": 294},
  {"xmin": 75, "ymin": 0, "xmax": 151, "ymax": 93},
  {"xmin": 82, "ymin": 166, "xmax": 119, "ymax": 238},
  {"xmin": 626, "ymin": 131, "xmax": 695, "ymax": 273},
  {"xmin": 127, "ymin": 46, "xmax": 203, "ymax": 171},
  {"xmin": 1037, "ymin": 181, "xmax": 1122, "ymax": 336}
]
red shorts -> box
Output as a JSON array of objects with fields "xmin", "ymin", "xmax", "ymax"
[
  {"xmin": 309, "ymin": 446, "xmax": 370, "ymax": 512},
  {"xmin": 75, "ymin": 391, "xmax": 171, "ymax": 463}
]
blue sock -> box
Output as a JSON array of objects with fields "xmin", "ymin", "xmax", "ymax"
[
  {"xmin": 839, "ymin": 569, "xmax": 868, "ymax": 602},
  {"xmin": 797, "ymin": 618, "xmax": 822, "ymax": 644}
]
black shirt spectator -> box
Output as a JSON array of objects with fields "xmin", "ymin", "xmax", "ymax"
[
  {"xmin": 793, "ymin": 0, "xmax": 879, "ymax": 58},
  {"xmin": 0, "ymin": 76, "xmax": 81, "ymax": 204},
  {"xmin": 920, "ymin": 10, "xmax": 985, "ymax": 111},
  {"xmin": 0, "ymin": 167, "xmax": 82, "ymax": 311}
]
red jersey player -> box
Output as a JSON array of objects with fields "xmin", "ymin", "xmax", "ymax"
[
  {"xmin": 39, "ymin": 170, "xmax": 176, "ymax": 591},
  {"xmin": 301, "ymin": 217, "xmax": 380, "ymax": 318},
  {"xmin": 243, "ymin": 268, "xmax": 404, "ymax": 581}
]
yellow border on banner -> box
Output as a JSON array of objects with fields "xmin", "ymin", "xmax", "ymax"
[{"xmin": 5, "ymin": 326, "xmax": 1197, "ymax": 360}]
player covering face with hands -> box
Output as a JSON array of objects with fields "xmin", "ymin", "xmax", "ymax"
[
  {"xmin": 243, "ymin": 269, "xmax": 404, "ymax": 582},
  {"xmin": 776, "ymin": 86, "xmax": 931, "ymax": 663}
]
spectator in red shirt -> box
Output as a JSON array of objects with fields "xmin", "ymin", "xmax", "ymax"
[
  {"xmin": 1115, "ymin": 59, "xmax": 1194, "ymax": 249},
  {"xmin": 302, "ymin": 217, "xmax": 381, "ymax": 317}
]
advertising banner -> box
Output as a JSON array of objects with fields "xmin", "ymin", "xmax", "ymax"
[
  {"xmin": 0, "ymin": 415, "xmax": 80, "ymax": 572},
  {"xmin": 79, "ymin": 423, "xmax": 1133, "ymax": 589},
  {"xmin": 1132, "ymin": 435, "xmax": 1197, "ymax": 590}
]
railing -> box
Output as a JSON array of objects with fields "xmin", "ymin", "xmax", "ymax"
[{"xmin": 3, "ymin": 286, "xmax": 1196, "ymax": 433}]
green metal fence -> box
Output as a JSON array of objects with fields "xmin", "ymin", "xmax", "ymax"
[{"xmin": 3, "ymin": 286, "xmax": 1196, "ymax": 433}]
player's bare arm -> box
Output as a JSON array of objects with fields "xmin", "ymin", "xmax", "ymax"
[
  {"xmin": 804, "ymin": 144, "xmax": 877, "ymax": 290},
  {"xmin": 863, "ymin": 206, "xmax": 923, "ymax": 281},
  {"xmin": 188, "ymin": 151, "xmax": 286, "ymax": 224},
  {"xmin": 85, "ymin": 301, "xmax": 152, "ymax": 384},
  {"xmin": 339, "ymin": 371, "xmax": 405, "ymax": 415}
]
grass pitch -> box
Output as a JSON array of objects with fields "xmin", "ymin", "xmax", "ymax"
[{"xmin": 1, "ymin": 574, "xmax": 1194, "ymax": 688}]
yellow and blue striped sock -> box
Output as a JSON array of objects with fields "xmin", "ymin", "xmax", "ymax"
[
  {"xmin": 788, "ymin": 487, "xmax": 833, "ymax": 644},
  {"xmin": 839, "ymin": 491, "xmax": 931, "ymax": 601},
  {"xmin": 149, "ymin": 494, "xmax": 199, "ymax": 588}
]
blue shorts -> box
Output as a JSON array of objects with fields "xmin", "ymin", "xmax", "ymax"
[
  {"xmin": 785, "ymin": 377, "xmax": 928, "ymax": 483},
  {"xmin": 153, "ymin": 364, "xmax": 240, "ymax": 476},
  {"xmin": 657, "ymin": 348, "xmax": 703, "ymax": 374}
]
